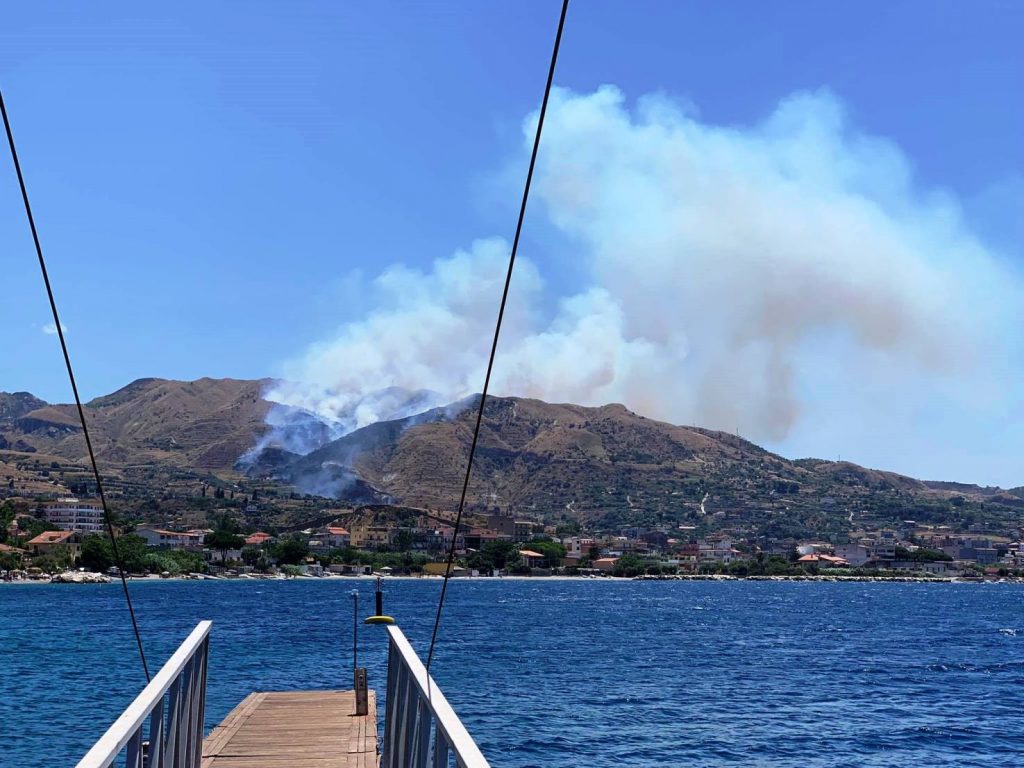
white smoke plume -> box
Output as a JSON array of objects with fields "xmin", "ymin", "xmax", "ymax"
[{"xmin": 265, "ymin": 86, "xmax": 1020, "ymax": 458}]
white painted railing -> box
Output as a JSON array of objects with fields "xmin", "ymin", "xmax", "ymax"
[
  {"xmin": 381, "ymin": 624, "xmax": 491, "ymax": 768},
  {"xmin": 77, "ymin": 621, "xmax": 212, "ymax": 768}
]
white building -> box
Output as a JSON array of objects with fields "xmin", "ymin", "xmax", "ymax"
[
  {"xmin": 836, "ymin": 540, "xmax": 896, "ymax": 567},
  {"xmin": 135, "ymin": 526, "xmax": 184, "ymax": 548},
  {"xmin": 796, "ymin": 542, "xmax": 832, "ymax": 556},
  {"xmin": 835, "ymin": 543, "xmax": 871, "ymax": 567},
  {"xmin": 563, "ymin": 537, "xmax": 598, "ymax": 557},
  {"xmin": 698, "ymin": 536, "xmax": 737, "ymax": 565},
  {"xmin": 45, "ymin": 498, "xmax": 105, "ymax": 533},
  {"xmin": 135, "ymin": 526, "xmax": 206, "ymax": 549},
  {"xmin": 325, "ymin": 527, "xmax": 351, "ymax": 548}
]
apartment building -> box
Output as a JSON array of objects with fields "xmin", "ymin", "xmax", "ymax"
[{"xmin": 45, "ymin": 498, "xmax": 104, "ymax": 533}]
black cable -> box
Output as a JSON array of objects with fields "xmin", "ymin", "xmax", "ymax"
[
  {"xmin": 425, "ymin": 0, "xmax": 570, "ymax": 673},
  {"xmin": 0, "ymin": 89, "xmax": 151, "ymax": 682}
]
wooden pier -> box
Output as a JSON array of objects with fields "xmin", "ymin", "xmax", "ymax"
[
  {"xmin": 76, "ymin": 621, "xmax": 488, "ymax": 768},
  {"xmin": 202, "ymin": 690, "xmax": 378, "ymax": 768}
]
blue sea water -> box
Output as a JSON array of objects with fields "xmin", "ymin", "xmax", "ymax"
[{"xmin": 0, "ymin": 579, "xmax": 1022, "ymax": 767}]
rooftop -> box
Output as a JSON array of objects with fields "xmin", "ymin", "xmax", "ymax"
[
  {"xmin": 797, "ymin": 554, "xmax": 849, "ymax": 565},
  {"xmin": 27, "ymin": 530, "xmax": 75, "ymax": 545}
]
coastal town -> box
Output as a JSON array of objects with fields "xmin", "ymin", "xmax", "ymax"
[{"xmin": 2, "ymin": 495, "xmax": 1023, "ymax": 583}]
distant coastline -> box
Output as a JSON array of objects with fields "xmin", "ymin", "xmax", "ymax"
[{"xmin": 6, "ymin": 572, "xmax": 1023, "ymax": 586}]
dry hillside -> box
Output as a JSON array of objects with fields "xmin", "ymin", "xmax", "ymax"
[
  {"xmin": 272, "ymin": 396, "xmax": 1024, "ymax": 536},
  {"xmin": 1, "ymin": 378, "xmax": 271, "ymax": 470},
  {"xmin": 2, "ymin": 378, "xmax": 1022, "ymax": 537}
]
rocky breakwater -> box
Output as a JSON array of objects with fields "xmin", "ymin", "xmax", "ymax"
[
  {"xmin": 50, "ymin": 571, "xmax": 112, "ymax": 584},
  {"xmin": 633, "ymin": 573, "xmax": 1024, "ymax": 583},
  {"xmin": 634, "ymin": 574, "xmax": 953, "ymax": 583}
]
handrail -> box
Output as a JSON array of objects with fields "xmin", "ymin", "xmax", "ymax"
[
  {"xmin": 381, "ymin": 624, "xmax": 490, "ymax": 768},
  {"xmin": 77, "ymin": 620, "xmax": 212, "ymax": 768}
]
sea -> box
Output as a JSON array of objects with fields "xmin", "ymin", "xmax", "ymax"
[{"xmin": 1, "ymin": 578, "xmax": 1022, "ymax": 768}]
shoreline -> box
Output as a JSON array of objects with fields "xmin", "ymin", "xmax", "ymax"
[{"xmin": 4, "ymin": 572, "xmax": 1022, "ymax": 585}]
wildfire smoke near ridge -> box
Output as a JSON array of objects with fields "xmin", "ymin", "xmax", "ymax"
[
  {"xmin": 3, "ymin": 379, "xmax": 1020, "ymax": 539},
  {"xmin": 264, "ymin": 87, "xmax": 1021, "ymax": 488}
]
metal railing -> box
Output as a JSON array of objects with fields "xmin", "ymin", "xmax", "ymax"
[
  {"xmin": 381, "ymin": 624, "xmax": 491, "ymax": 768},
  {"xmin": 77, "ymin": 621, "xmax": 212, "ymax": 768}
]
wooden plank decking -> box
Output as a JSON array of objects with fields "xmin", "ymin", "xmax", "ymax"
[{"xmin": 202, "ymin": 690, "xmax": 378, "ymax": 768}]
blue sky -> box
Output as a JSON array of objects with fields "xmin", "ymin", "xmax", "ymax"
[{"xmin": 1, "ymin": 1, "xmax": 1021, "ymax": 485}]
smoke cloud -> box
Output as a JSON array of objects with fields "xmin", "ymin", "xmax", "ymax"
[{"xmin": 265, "ymin": 86, "xmax": 1019, "ymax": 456}]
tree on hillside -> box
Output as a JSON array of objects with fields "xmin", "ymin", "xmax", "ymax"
[
  {"xmin": 465, "ymin": 540, "xmax": 522, "ymax": 572},
  {"xmin": 526, "ymin": 538, "xmax": 567, "ymax": 568},
  {"xmin": 116, "ymin": 535, "xmax": 150, "ymax": 574},
  {"xmin": 0, "ymin": 500, "xmax": 19, "ymax": 543},
  {"xmin": 241, "ymin": 547, "xmax": 262, "ymax": 566},
  {"xmin": 19, "ymin": 517, "xmax": 61, "ymax": 542},
  {"xmin": 464, "ymin": 550, "xmax": 489, "ymax": 572},
  {"xmin": 895, "ymin": 546, "xmax": 953, "ymax": 562},
  {"xmin": 0, "ymin": 550, "xmax": 23, "ymax": 571},
  {"xmin": 80, "ymin": 534, "xmax": 114, "ymax": 572},
  {"xmin": 394, "ymin": 529, "xmax": 414, "ymax": 552},
  {"xmin": 272, "ymin": 537, "xmax": 309, "ymax": 565},
  {"xmin": 612, "ymin": 554, "xmax": 647, "ymax": 577},
  {"xmin": 240, "ymin": 547, "xmax": 270, "ymax": 572},
  {"xmin": 483, "ymin": 540, "xmax": 520, "ymax": 569},
  {"xmin": 166, "ymin": 548, "xmax": 207, "ymax": 574},
  {"xmin": 33, "ymin": 544, "xmax": 74, "ymax": 573},
  {"xmin": 205, "ymin": 516, "xmax": 245, "ymax": 563}
]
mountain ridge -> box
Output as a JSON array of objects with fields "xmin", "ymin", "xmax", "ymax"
[
  {"xmin": 247, "ymin": 393, "xmax": 1020, "ymax": 535},
  {"xmin": 2, "ymin": 378, "xmax": 1021, "ymax": 536}
]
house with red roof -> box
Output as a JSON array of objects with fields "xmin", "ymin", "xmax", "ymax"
[
  {"xmin": 26, "ymin": 530, "xmax": 83, "ymax": 559},
  {"xmin": 325, "ymin": 527, "xmax": 350, "ymax": 548},
  {"xmin": 518, "ymin": 549, "xmax": 546, "ymax": 568},
  {"xmin": 244, "ymin": 532, "xmax": 275, "ymax": 547},
  {"xmin": 797, "ymin": 553, "xmax": 849, "ymax": 567}
]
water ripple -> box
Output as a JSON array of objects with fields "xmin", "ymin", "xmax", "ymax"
[{"xmin": 1, "ymin": 580, "xmax": 1023, "ymax": 767}]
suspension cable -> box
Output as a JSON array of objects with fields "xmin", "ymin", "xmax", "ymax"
[
  {"xmin": 425, "ymin": 0, "xmax": 570, "ymax": 673},
  {"xmin": 1, "ymin": 89, "xmax": 151, "ymax": 682}
]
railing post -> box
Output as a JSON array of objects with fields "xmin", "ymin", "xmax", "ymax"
[
  {"xmin": 148, "ymin": 697, "xmax": 165, "ymax": 768},
  {"xmin": 404, "ymin": 668, "xmax": 419, "ymax": 765},
  {"xmin": 164, "ymin": 676, "xmax": 182, "ymax": 768},
  {"xmin": 174, "ymin": 656, "xmax": 194, "ymax": 767},
  {"xmin": 394, "ymin": 664, "xmax": 411, "ymax": 767},
  {"xmin": 184, "ymin": 647, "xmax": 199, "ymax": 768},
  {"xmin": 382, "ymin": 639, "xmax": 400, "ymax": 768},
  {"xmin": 76, "ymin": 622, "xmax": 212, "ymax": 768},
  {"xmin": 191, "ymin": 637, "xmax": 208, "ymax": 768},
  {"xmin": 125, "ymin": 730, "xmax": 143, "ymax": 768},
  {"xmin": 433, "ymin": 732, "xmax": 450, "ymax": 768},
  {"xmin": 415, "ymin": 698, "xmax": 432, "ymax": 767},
  {"xmin": 379, "ymin": 624, "xmax": 490, "ymax": 768}
]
